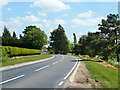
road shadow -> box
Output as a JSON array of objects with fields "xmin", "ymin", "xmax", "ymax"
[{"xmin": 71, "ymin": 59, "xmax": 103, "ymax": 62}]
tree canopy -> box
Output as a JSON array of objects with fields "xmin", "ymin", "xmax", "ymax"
[{"xmin": 50, "ymin": 24, "xmax": 70, "ymax": 54}]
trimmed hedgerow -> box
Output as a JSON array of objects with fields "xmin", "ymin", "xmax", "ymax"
[
  {"xmin": 1, "ymin": 46, "xmax": 41, "ymax": 62},
  {"xmin": 3, "ymin": 46, "xmax": 41, "ymax": 57}
]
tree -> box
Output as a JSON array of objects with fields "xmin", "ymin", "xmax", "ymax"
[
  {"xmin": 2, "ymin": 26, "xmax": 13, "ymax": 46},
  {"xmin": 73, "ymin": 33, "xmax": 77, "ymax": 45},
  {"xmin": 2, "ymin": 26, "xmax": 11, "ymax": 38},
  {"xmin": 50, "ymin": 24, "xmax": 70, "ymax": 54},
  {"xmin": 13, "ymin": 31, "xmax": 16, "ymax": 38},
  {"xmin": 22, "ymin": 25, "xmax": 48, "ymax": 49},
  {"xmin": 98, "ymin": 14, "xmax": 120, "ymax": 62},
  {"xmin": 19, "ymin": 34, "xmax": 22, "ymax": 39},
  {"xmin": 23, "ymin": 26, "xmax": 40, "ymax": 35}
]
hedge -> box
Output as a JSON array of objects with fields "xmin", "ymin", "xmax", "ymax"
[{"xmin": 1, "ymin": 46, "xmax": 41, "ymax": 62}]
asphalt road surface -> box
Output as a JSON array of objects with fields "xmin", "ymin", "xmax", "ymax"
[{"xmin": 1, "ymin": 55, "xmax": 78, "ymax": 88}]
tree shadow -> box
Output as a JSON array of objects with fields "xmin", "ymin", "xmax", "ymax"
[{"xmin": 71, "ymin": 59, "xmax": 95, "ymax": 62}]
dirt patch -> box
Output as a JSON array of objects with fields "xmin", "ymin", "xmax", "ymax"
[{"xmin": 65, "ymin": 60, "xmax": 102, "ymax": 88}]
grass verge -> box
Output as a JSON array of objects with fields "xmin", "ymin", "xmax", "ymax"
[
  {"xmin": 2, "ymin": 54, "xmax": 52, "ymax": 66},
  {"xmin": 78, "ymin": 56, "xmax": 118, "ymax": 88}
]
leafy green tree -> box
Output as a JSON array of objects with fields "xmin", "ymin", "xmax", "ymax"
[
  {"xmin": 73, "ymin": 33, "xmax": 77, "ymax": 45},
  {"xmin": 98, "ymin": 14, "xmax": 120, "ymax": 62},
  {"xmin": 23, "ymin": 26, "xmax": 40, "ymax": 35},
  {"xmin": 22, "ymin": 25, "xmax": 48, "ymax": 49},
  {"xmin": 50, "ymin": 24, "xmax": 70, "ymax": 54}
]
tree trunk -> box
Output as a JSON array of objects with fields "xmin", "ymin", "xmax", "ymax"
[{"xmin": 116, "ymin": 51, "xmax": 119, "ymax": 62}]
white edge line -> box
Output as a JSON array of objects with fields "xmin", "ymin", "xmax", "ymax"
[
  {"xmin": 35, "ymin": 65, "xmax": 50, "ymax": 72},
  {"xmin": 58, "ymin": 81, "xmax": 64, "ymax": 86},
  {"xmin": 64, "ymin": 59, "xmax": 78, "ymax": 80},
  {"xmin": 0, "ymin": 74, "xmax": 25, "ymax": 85}
]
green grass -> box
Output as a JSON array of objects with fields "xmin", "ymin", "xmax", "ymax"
[
  {"xmin": 2, "ymin": 54, "xmax": 52, "ymax": 66},
  {"xmin": 78, "ymin": 56, "xmax": 118, "ymax": 88}
]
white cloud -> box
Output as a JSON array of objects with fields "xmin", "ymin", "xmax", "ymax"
[
  {"xmin": 7, "ymin": 8, "xmax": 12, "ymax": 11},
  {"xmin": 26, "ymin": 11, "xmax": 32, "ymax": 15},
  {"xmin": 78, "ymin": 10, "xmax": 93, "ymax": 18},
  {"xmin": 1, "ymin": 15, "xmax": 40, "ymax": 28},
  {"xmin": 88, "ymin": 29, "xmax": 99, "ymax": 32},
  {"xmin": 49, "ymin": 29, "xmax": 54, "ymax": 32},
  {"xmin": 22, "ymin": 15, "xmax": 40, "ymax": 22},
  {"xmin": 37, "ymin": 11, "xmax": 47, "ymax": 17},
  {"xmin": 63, "ymin": 14, "xmax": 68, "ymax": 17},
  {"xmin": 54, "ymin": 19, "xmax": 66, "ymax": 25},
  {"xmin": 31, "ymin": 0, "xmax": 70, "ymax": 12},
  {"xmin": 33, "ymin": 23, "xmax": 44, "ymax": 28},
  {"xmin": 71, "ymin": 17, "xmax": 106, "ymax": 27},
  {"xmin": 0, "ymin": 0, "xmax": 9, "ymax": 8},
  {"xmin": 42, "ymin": 19, "xmax": 51, "ymax": 27}
]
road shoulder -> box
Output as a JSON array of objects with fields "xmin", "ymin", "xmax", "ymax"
[
  {"xmin": 0, "ymin": 55, "xmax": 54, "ymax": 71},
  {"xmin": 64, "ymin": 58, "xmax": 102, "ymax": 88}
]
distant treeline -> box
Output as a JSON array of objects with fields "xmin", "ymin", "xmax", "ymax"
[{"xmin": 72, "ymin": 14, "xmax": 120, "ymax": 62}]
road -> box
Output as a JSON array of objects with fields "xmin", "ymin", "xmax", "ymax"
[{"xmin": 1, "ymin": 55, "xmax": 78, "ymax": 88}]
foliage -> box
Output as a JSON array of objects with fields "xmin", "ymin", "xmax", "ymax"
[
  {"xmin": 98, "ymin": 14, "xmax": 120, "ymax": 62},
  {"xmin": 50, "ymin": 24, "xmax": 70, "ymax": 54},
  {"xmin": 13, "ymin": 31, "xmax": 17, "ymax": 38},
  {"xmin": 2, "ymin": 26, "xmax": 48, "ymax": 50},
  {"xmin": 1, "ymin": 46, "xmax": 41, "ymax": 62},
  {"xmin": 73, "ymin": 33, "xmax": 77, "ymax": 45},
  {"xmin": 2, "ymin": 26, "xmax": 11, "ymax": 38},
  {"xmin": 72, "ymin": 14, "xmax": 120, "ymax": 62},
  {"xmin": 22, "ymin": 25, "xmax": 48, "ymax": 49}
]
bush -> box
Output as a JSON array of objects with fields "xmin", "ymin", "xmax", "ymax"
[{"xmin": 2, "ymin": 46, "xmax": 41, "ymax": 62}]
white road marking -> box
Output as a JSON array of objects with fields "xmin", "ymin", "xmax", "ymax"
[
  {"xmin": 52, "ymin": 55, "xmax": 64, "ymax": 64},
  {"xmin": 64, "ymin": 59, "xmax": 78, "ymax": 80},
  {"xmin": 0, "ymin": 74, "xmax": 25, "ymax": 85},
  {"xmin": 53, "ymin": 61, "xmax": 59, "ymax": 64},
  {"xmin": 58, "ymin": 81, "xmax": 64, "ymax": 86},
  {"xmin": 35, "ymin": 65, "xmax": 50, "ymax": 72},
  {"xmin": 59, "ymin": 56, "xmax": 64, "ymax": 61}
]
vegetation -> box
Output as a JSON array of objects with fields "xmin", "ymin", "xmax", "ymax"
[
  {"xmin": 72, "ymin": 14, "xmax": 120, "ymax": 62},
  {"xmin": 1, "ymin": 46, "xmax": 41, "ymax": 63},
  {"xmin": 2, "ymin": 54, "xmax": 52, "ymax": 66},
  {"xmin": 78, "ymin": 56, "xmax": 118, "ymax": 88},
  {"xmin": 2, "ymin": 25, "xmax": 48, "ymax": 49},
  {"xmin": 49, "ymin": 24, "xmax": 71, "ymax": 54}
]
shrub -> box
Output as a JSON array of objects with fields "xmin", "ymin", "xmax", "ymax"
[{"xmin": 2, "ymin": 46, "xmax": 41, "ymax": 62}]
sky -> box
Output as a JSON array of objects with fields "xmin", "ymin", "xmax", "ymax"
[{"xmin": 0, "ymin": 0, "xmax": 119, "ymax": 44}]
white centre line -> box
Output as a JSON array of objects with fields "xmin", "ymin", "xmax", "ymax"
[
  {"xmin": 58, "ymin": 81, "xmax": 64, "ymax": 86},
  {"xmin": 35, "ymin": 65, "xmax": 50, "ymax": 72},
  {"xmin": 0, "ymin": 74, "xmax": 25, "ymax": 85},
  {"xmin": 59, "ymin": 56, "xmax": 64, "ymax": 61},
  {"xmin": 53, "ymin": 61, "xmax": 59, "ymax": 64}
]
